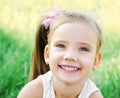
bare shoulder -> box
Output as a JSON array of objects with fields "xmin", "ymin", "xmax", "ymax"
[
  {"xmin": 89, "ymin": 91, "xmax": 104, "ymax": 98},
  {"xmin": 17, "ymin": 77, "xmax": 43, "ymax": 98}
]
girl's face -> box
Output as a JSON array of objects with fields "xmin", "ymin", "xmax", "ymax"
[{"xmin": 44, "ymin": 23, "xmax": 101, "ymax": 84}]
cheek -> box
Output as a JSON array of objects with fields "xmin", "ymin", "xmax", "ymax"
[
  {"xmin": 49, "ymin": 49, "xmax": 60, "ymax": 57},
  {"xmin": 49, "ymin": 49, "xmax": 62, "ymax": 63},
  {"xmin": 79, "ymin": 55, "xmax": 95, "ymax": 67}
]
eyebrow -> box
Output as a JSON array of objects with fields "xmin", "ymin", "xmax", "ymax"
[
  {"xmin": 54, "ymin": 40, "xmax": 67, "ymax": 43},
  {"xmin": 77, "ymin": 42, "xmax": 93, "ymax": 48}
]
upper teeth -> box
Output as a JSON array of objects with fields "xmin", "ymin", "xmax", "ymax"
[{"xmin": 61, "ymin": 66, "xmax": 78, "ymax": 71}]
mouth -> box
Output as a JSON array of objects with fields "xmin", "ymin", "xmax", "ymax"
[{"xmin": 59, "ymin": 65, "xmax": 80, "ymax": 71}]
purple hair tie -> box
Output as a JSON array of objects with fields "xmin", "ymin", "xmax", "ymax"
[{"xmin": 42, "ymin": 8, "xmax": 66, "ymax": 29}]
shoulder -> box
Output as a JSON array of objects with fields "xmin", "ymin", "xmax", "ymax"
[
  {"xmin": 85, "ymin": 79, "xmax": 103, "ymax": 98},
  {"xmin": 17, "ymin": 77, "xmax": 43, "ymax": 98},
  {"xmin": 89, "ymin": 91, "xmax": 103, "ymax": 98}
]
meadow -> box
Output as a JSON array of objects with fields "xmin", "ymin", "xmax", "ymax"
[{"xmin": 0, "ymin": 0, "xmax": 120, "ymax": 98}]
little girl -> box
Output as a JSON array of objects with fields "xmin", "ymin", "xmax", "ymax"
[{"xmin": 17, "ymin": 9, "xmax": 103, "ymax": 98}]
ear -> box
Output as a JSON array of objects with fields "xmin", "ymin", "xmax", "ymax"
[
  {"xmin": 93, "ymin": 52, "xmax": 102, "ymax": 70},
  {"xmin": 44, "ymin": 45, "xmax": 49, "ymax": 64}
]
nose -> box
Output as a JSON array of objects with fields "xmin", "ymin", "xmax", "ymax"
[{"xmin": 63, "ymin": 49, "xmax": 77, "ymax": 61}]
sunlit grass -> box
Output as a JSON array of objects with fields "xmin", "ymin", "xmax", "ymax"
[{"xmin": 0, "ymin": 0, "xmax": 120, "ymax": 36}]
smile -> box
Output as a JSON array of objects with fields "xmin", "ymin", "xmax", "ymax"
[{"xmin": 59, "ymin": 65, "xmax": 80, "ymax": 71}]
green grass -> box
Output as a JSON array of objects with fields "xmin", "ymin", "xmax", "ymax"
[
  {"xmin": 0, "ymin": 28, "xmax": 31, "ymax": 98},
  {"xmin": 90, "ymin": 31, "xmax": 120, "ymax": 97}
]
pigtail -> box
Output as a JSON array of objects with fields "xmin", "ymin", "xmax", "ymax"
[{"xmin": 29, "ymin": 16, "xmax": 50, "ymax": 81}]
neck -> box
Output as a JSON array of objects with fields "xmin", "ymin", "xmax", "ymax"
[{"xmin": 53, "ymin": 76, "xmax": 86, "ymax": 98}]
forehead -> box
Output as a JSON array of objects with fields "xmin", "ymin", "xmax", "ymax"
[{"xmin": 50, "ymin": 23, "xmax": 98, "ymax": 45}]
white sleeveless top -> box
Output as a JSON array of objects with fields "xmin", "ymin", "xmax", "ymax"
[{"xmin": 38, "ymin": 71, "xmax": 101, "ymax": 98}]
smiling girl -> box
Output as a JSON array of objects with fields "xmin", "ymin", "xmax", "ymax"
[{"xmin": 17, "ymin": 9, "xmax": 103, "ymax": 98}]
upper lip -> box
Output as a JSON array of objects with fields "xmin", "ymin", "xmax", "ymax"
[{"xmin": 59, "ymin": 63, "xmax": 80, "ymax": 69}]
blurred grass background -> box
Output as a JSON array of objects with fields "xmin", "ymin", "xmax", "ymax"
[{"xmin": 0, "ymin": 0, "xmax": 120, "ymax": 98}]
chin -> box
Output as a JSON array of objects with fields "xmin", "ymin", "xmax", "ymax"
[{"xmin": 59, "ymin": 75, "xmax": 83, "ymax": 86}]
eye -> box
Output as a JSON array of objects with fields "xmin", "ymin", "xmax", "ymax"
[
  {"xmin": 79, "ymin": 47, "xmax": 89, "ymax": 52},
  {"xmin": 56, "ymin": 44, "xmax": 65, "ymax": 48}
]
